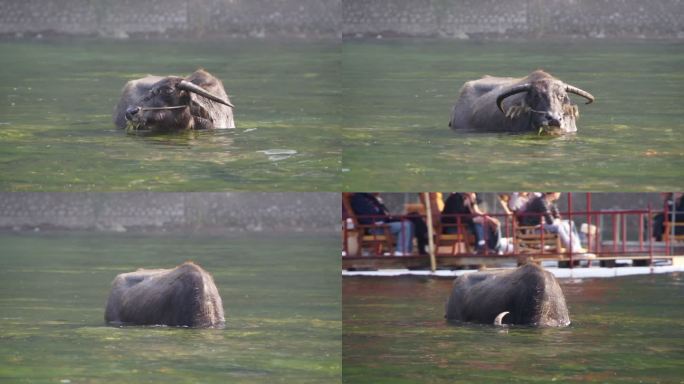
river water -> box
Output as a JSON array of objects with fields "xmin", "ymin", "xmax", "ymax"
[
  {"xmin": 0, "ymin": 232, "xmax": 341, "ymax": 383},
  {"xmin": 343, "ymin": 274, "xmax": 683, "ymax": 383},
  {"xmin": 2, "ymin": 39, "xmax": 681, "ymax": 191},
  {"xmin": 0, "ymin": 39, "xmax": 340, "ymax": 191},
  {"xmin": 341, "ymin": 39, "xmax": 684, "ymax": 191}
]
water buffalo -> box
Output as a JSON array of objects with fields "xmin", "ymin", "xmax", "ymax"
[
  {"xmin": 449, "ymin": 70, "xmax": 594, "ymax": 135},
  {"xmin": 445, "ymin": 263, "xmax": 570, "ymax": 327},
  {"xmin": 113, "ymin": 69, "xmax": 235, "ymax": 132},
  {"xmin": 105, "ymin": 262, "xmax": 225, "ymax": 328}
]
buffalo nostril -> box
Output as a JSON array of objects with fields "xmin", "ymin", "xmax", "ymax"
[
  {"xmin": 125, "ymin": 106, "xmax": 141, "ymax": 120},
  {"xmin": 544, "ymin": 113, "xmax": 561, "ymax": 127}
]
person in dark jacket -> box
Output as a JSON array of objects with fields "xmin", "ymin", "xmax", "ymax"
[
  {"xmin": 520, "ymin": 193, "xmax": 559, "ymax": 227},
  {"xmin": 441, "ymin": 193, "xmax": 500, "ymax": 253},
  {"xmin": 350, "ymin": 193, "xmax": 414, "ymax": 256}
]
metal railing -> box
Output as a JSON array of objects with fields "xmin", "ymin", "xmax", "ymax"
[{"xmin": 343, "ymin": 208, "xmax": 682, "ymax": 265}]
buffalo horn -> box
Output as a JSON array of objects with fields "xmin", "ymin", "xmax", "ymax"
[
  {"xmin": 565, "ymin": 85, "xmax": 595, "ymax": 104},
  {"xmin": 496, "ymin": 84, "xmax": 531, "ymax": 114},
  {"xmin": 178, "ymin": 80, "xmax": 235, "ymax": 108},
  {"xmin": 494, "ymin": 311, "xmax": 510, "ymax": 326}
]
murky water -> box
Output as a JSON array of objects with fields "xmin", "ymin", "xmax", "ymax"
[
  {"xmin": 0, "ymin": 232, "xmax": 341, "ymax": 383},
  {"xmin": 341, "ymin": 39, "xmax": 684, "ymax": 191},
  {"xmin": 342, "ymin": 274, "xmax": 684, "ymax": 383},
  {"xmin": 0, "ymin": 39, "xmax": 340, "ymax": 191}
]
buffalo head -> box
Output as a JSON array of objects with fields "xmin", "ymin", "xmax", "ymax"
[
  {"xmin": 496, "ymin": 73, "xmax": 594, "ymax": 135},
  {"xmin": 114, "ymin": 70, "xmax": 235, "ymax": 132}
]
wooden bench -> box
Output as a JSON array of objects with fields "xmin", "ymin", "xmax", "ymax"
[
  {"xmin": 435, "ymin": 222, "xmax": 474, "ymax": 256},
  {"xmin": 342, "ymin": 193, "xmax": 395, "ymax": 256},
  {"xmin": 513, "ymin": 221, "xmax": 563, "ymax": 259}
]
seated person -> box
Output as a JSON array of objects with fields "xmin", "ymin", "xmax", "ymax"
[
  {"xmin": 419, "ymin": 192, "xmax": 444, "ymax": 229},
  {"xmin": 508, "ymin": 192, "xmax": 538, "ymax": 214},
  {"xmin": 406, "ymin": 192, "xmax": 445, "ymax": 255},
  {"xmin": 442, "ymin": 193, "xmax": 501, "ymax": 253},
  {"xmin": 350, "ymin": 193, "xmax": 414, "ymax": 256},
  {"xmin": 652, "ymin": 193, "xmax": 684, "ymax": 241},
  {"xmin": 521, "ymin": 192, "xmax": 586, "ymax": 253}
]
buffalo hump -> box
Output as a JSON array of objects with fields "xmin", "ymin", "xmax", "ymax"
[
  {"xmin": 445, "ymin": 263, "xmax": 570, "ymax": 327},
  {"xmin": 105, "ymin": 262, "xmax": 225, "ymax": 328}
]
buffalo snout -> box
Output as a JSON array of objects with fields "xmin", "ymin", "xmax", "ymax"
[
  {"xmin": 543, "ymin": 112, "xmax": 562, "ymax": 127},
  {"xmin": 125, "ymin": 106, "xmax": 141, "ymax": 121}
]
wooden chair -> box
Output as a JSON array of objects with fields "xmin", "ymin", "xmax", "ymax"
[
  {"xmin": 342, "ymin": 193, "xmax": 395, "ymax": 256},
  {"xmin": 435, "ymin": 221, "xmax": 474, "ymax": 256},
  {"xmin": 513, "ymin": 218, "xmax": 563, "ymax": 257},
  {"xmin": 663, "ymin": 220, "xmax": 684, "ymax": 242}
]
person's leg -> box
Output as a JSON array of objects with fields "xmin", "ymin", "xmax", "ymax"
[
  {"xmin": 560, "ymin": 220, "xmax": 583, "ymax": 251},
  {"xmin": 652, "ymin": 213, "xmax": 664, "ymax": 241},
  {"xmin": 385, "ymin": 222, "xmax": 403, "ymax": 254},
  {"xmin": 555, "ymin": 222, "xmax": 570, "ymax": 249},
  {"xmin": 406, "ymin": 215, "xmax": 428, "ymax": 255},
  {"xmin": 549, "ymin": 222, "xmax": 581, "ymax": 251},
  {"xmin": 564, "ymin": 220, "xmax": 579, "ymax": 238},
  {"xmin": 387, "ymin": 221, "xmax": 413, "ymax": 255},
  {"xmin": 542, "ymin": 224, "xmax": 560, "ymax": 236},
  {"xmin": 487, "ymin": 223, "xmax": 502, "ymax": 251},
  {"xmin": 402, "ymin": 220, "xmax": 414, "ymax": 254},
  {"xmin": 471, "ymin": 222, "xmax": 486, "ymax": 251}
]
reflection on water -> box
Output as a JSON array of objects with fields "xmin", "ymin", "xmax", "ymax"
[
  {"xmin": 0, "ymin": 232, "xmax": 341, "ymax": 384},
  {"xmin": 341, "ymin": 39, "xmax": 684, "ymax": 191},
  {"xmin": 0, "ymin": 39, "xmax": 340, "ymax": 191},
  {"xmin": 258, "ymin": 149, "xmax": 298, "ymax": 161},
  {"xmin": 343, "ymin": 274, "xmax": 684, "ymax": 383}
]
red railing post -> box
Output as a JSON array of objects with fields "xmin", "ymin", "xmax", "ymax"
[
  {"xmin": 586, "ymin": 193, "xmax": 592, "ymax": 253},
  {"xmin": 600, "ymin": 209, "xmax": 605, "ymax": 259},
  {"xmin": 638, "ymin": 212, "xmax": 644, "ymax": 252},
  {"xmin": 663, "ymin": 199, "xmax": 671, "ymax": 256},
  {"xmin": 610, "ymin": 211, "xmax": 617, "ymax": 254},
  {"xmin": 622, "ymin": 213, "xmax": 627, "ymax": 255},
  {"xmin": 648, "ymin": 204, "xmax": 654, "ymax": 263},
  {"xmin": 343, "ymin": 220, "xmax": 348, "ymax": 257}
]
